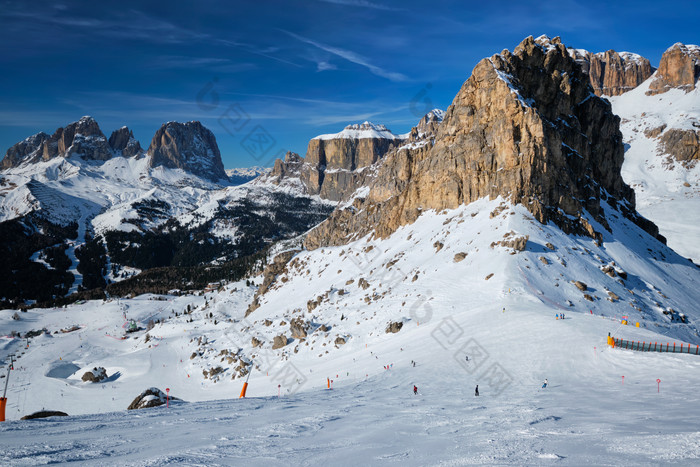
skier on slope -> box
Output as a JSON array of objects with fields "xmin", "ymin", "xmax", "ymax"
[
  {"xmin": 475, "ymin": 385, "xmax": 479, "ymax": 396},
  {"xmin": 413, "ymin": 385, "xmax": 418, "ymax": 395},
  {"xmin": 542, "ymin": 378, "xmax": 548, "ymax": 389}
]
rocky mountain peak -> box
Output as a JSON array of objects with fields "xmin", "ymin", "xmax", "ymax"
[
  {"xmin": 406, "ymin": 109, "xmax": 445, "ymax": 147},
  {"xmin": 305, "ymin": 35, "xmax": 662, "ymax": 249},
  {"xmin": 108, "ymin": 126, "xmax": 142, "ymax": 158},
  {"xmin": 41, "ymin": 116, "xmax": 113, "ymax": 163},
  {"xmin": 647, "ymin": 42, "xmax": 700, "ymax": 95},
  {"xmin": 568, "ymin": 47, "xmax": 655, "ymax": 96},
  {"xmin": 1, "ymin": 132, "xmax": 50, "ymax": 169},
  {"xmin": 147, "ymin": 121, "xmax": 227, "ymax": 182}
]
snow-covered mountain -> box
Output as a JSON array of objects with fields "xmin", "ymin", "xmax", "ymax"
[
  {"xmin": 568, "ymin": 40, "xmax": 700, "ymax": 262},
  {"xmin": 611, "ymin": 76, "xmax": 700, "ymax": 263},
  {"xmin": 0, "ymin": 118, "xmax": 334, "ymax": 305},
  {"xmin": 226, "ymin": 166, "xmax": 269, "ymax": 184},
  {"xmin": 1, "ymin": 35, "xmax": 700, "ymax": 464}
]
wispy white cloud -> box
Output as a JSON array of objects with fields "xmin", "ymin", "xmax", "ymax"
[{"xmin": 284, "ymin": 30, "xmax": 408, "ymax": 82}]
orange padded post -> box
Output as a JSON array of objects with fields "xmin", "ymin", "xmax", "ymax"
[
  {"xmin": 0, "ymin": 397, "xmax": 6, "ymax": 422},
  {"xmin": 239, "ymin": 382, "xmax": 248, "ymax": 398}
]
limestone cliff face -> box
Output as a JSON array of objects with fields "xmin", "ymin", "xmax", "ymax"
[
  {"xmin": 304, "ymin": 122, "xmax": 404, "ymax": 201},
  {"xmin": 1, "ymin": 117, "xmax": 143, "ymax": 170},
  {"xmin": 108, "ymin": 127, "xmax": 142, "ymax": 158},
  {"xmin": 659, "ymin": 129, "xmax": 700, "ymax": 168},
  {"xmin": 569, "ymin": 49, "xmax": 654, "ymax": 96},
  {"xmin": 147, "ymin": 121, "xmax": 227, "ymax": 182},
  {"xmin": 1, "ymin": 132, "xmax": 49, "ymax": 169},
  {"xmin": 263, "ymin": 122, "xmax": 406, "ymax": 201},
  {"xmin": 41, "ymin": 116, "xmax": 113, "ymax": 163},
  {"xmin": 306, "ymin": 36, "xmax": 661, "ymax": 250},
  {"xmin": 647, "ymin": 43, "xmax": 700, "ymax": 95}
]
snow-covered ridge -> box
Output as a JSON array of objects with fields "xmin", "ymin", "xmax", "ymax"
[
  {"xmin": 666, "ymin": 42, "xmax": 700, "ymax": 58},
  {"xmin": 425, "ymin": 108, "xmax": 445, "ymax": 122},
  {"xmin": 313, "ymin": 121, "xmax": 404, "ymax": 140},
  {"xmin": 226, "ymin": 166, "xmax": 269, "ymax": 179}
]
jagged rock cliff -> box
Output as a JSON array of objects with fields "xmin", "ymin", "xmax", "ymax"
[
  {"xmin": 304, "ymin": 122, "xmax": 404, "ymax": 201},
  {"xmin": 0, "ymin": 132, "xmax": 49, "ymax": 169},
  {"xmin": 264, "ymin": 114, "xmax": 445, "ymax": 202},
  {"xmin": 568, "ymin": 49, "xmax": 654, "ymax": 96},
  {"xmin": 1, "ymin": 116, "xmax": 116, "ymax": 169},
  {"xmin": 146, "ymin": 121, "xmax": 227, "ymax": 182},
  {"xmin": 42, "ymin": 116, "xmax": 113, "ymax": 163},
  {"xmin": 108, "ymin": 127, "xmax": 142, "ymax": 158},
  {"xmin": 647, "ymin": 43, "xmax": 700, "ymax": 95},
  {"xmin": 306, "ymin": 35, "xmax": 662, "ymax": 250}
]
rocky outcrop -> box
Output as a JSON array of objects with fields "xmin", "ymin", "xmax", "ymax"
[
  {"xmin": 108, "ymin": 127, "xmax": 142, "ymax": 158},
  {"xmin": 21, "ymin": 410, "xmax": 68, "ymax": 420},
  {"xmin": 405, "ymin": 109, "xmax": 444, "ymax": 146},
  {"xmin": 302, "ymin": 122, "xmax": 404, "ymax": 201},
  {"xmin": 267, "ymin": 151, "xmax": 305, "ymax": 182},
  {"xmin": 147, "ymin": 121, "xmax": 227, "ymax": 182},
  {"xmin": 659, "ymin": 129, "xmax": 700, "ymax": 168},
  {"xmin": 81, "ymin": 366, "xmax": 107, "ymax": 383},
  {"xmin": 1, "ymin": 132, "xmax": 49, "ymax": 169},
  {"xmin": 2, "ymin": 118, "xmax": 145, "ymax": 170},
  {"xmin": 245, "ymin": 250, "xmax": 299, "ymax": 316},
  {"xmin": 306, "ymin": 36, "xmax": 662, "ymax": 250},
  {"xmin": 272, "ymin": 334, "xmax": 288, "ymax": 349},
  {"xmin": 127, "ymin": 387, "xmax": 179, "ymax": 410},
  {"xmin": 264, "ymin": 116, "xmax": 443, "ymax": 203},
  {"xmin": 647, "ymin": 43, "xmax": 700, "ymax": 95},
  {"xmin": 41, "ymin": 116, "xmax": 113, "ymax": 162},
  {"xmin": 569, "ymin": 49, "xmax": 654, "ymax": 96}
]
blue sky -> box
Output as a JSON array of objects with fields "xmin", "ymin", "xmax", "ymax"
[{"xmin": 1, "ymin": 0, "xmax": 698, "ymax": 169}]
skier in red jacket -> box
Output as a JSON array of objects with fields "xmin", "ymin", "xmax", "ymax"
[{"xmin": 413, "ymin": 385, "xmax": 418, "ymax": 395}]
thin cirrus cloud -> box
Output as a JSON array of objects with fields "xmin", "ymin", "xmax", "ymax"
[{"xmin": 284, "ymin": 30, "xmax": 409, "ymax": 82}]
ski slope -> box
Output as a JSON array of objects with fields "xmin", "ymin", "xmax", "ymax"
[{"xmin": 1, "ymin": 197, "xmax": 699, "ymax": 464}]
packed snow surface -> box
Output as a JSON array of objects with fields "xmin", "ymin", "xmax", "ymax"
[{"xmin": 1, "ymin": 197, "xmax": 699, "ymax": 464}]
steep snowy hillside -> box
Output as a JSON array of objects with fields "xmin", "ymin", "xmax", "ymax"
[
  {"xmin": 1, "ymin": 198, "xmax": 699, "ymax": 464},
  {"xmin": 610, "ymin": 79, "xmax": 700, "ymax": 262}
]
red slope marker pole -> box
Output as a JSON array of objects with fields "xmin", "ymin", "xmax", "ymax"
[
  {"xmin": 622, "ymin": 375, "xmax": 624, "ymax": 385},
  {"xmin": 166, "ymin": 388, "xmax": 170, "ymax": 408},
  {"xmin": 657, "ymin": 379, "xmax": 660, "ymax": 393}
]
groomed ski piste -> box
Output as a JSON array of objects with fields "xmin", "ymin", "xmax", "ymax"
[{"xmin": 1, "ymin": 197, "xmax": 699, "ymax": 465}]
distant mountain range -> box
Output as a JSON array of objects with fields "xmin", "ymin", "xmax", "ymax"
[{"xmin": 1, "ymin": 36, "xmax": 698, "ymax": 308}]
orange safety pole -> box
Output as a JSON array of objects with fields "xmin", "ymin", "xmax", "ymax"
[
  {"xmin": 327, "ymin": 378, "xmax": 330, "ymax": 389},
  {"xmin": 0, "ymin": 397, "xmax": 6, "ymax": 422},
  {"xmin": 239, "ymin": 364, "xmax": 252, "ymax": 398}
]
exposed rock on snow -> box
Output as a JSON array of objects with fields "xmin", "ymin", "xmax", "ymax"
[
  {"xmin": 21, "ymin": 410, "xmax": 68, "ymax": 420},
  {"xmin": 81, "ymin": 366, "xmax": 107, "ymax": 383},
  {"xmin": 272, "ymin": 334, "xmax": 288, "ymax": 349},
  {"xmin": 127, "ymin": 388, "xmax": 179, "ymax": 410}
]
